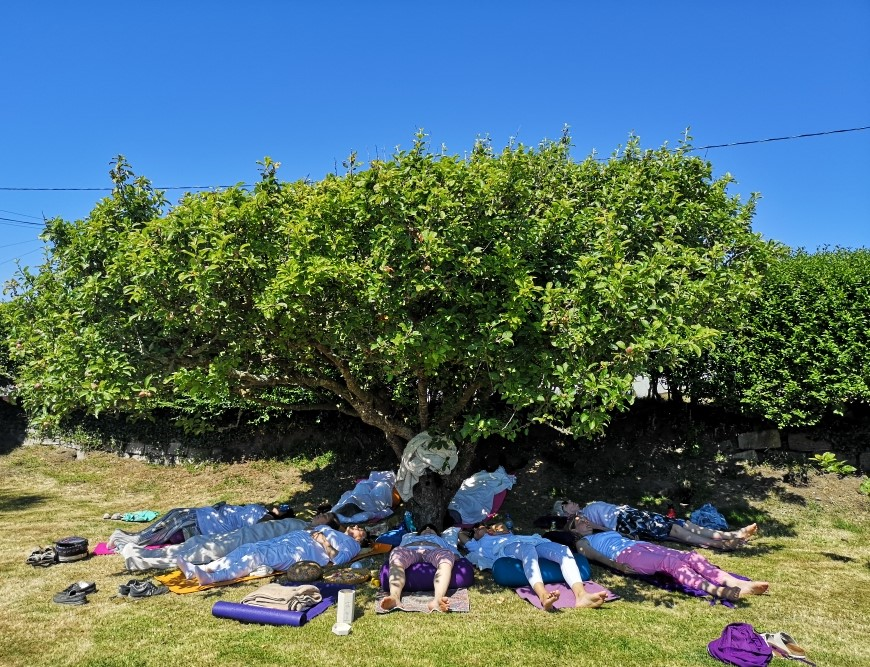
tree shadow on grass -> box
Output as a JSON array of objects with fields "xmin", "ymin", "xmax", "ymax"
[
  {"xmin": 283, "ymin": 426, "xmax": 397, "ymax": 515},
  {"xmin": 820, "ymin": 551, "xmax": 855, "ymax": 563},
  {"xmin": 0, "ymin": 491, "xmax": 51, "ymax": 513}
]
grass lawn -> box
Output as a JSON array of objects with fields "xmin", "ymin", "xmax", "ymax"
[{"xmin": 1, "ymin": 443, "xmax": 868, "ymax": 667}]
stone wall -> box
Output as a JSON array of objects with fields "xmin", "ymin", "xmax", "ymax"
[
  {"xmin": 19, "ymin": 412, "xmax": 388, "ymax": 465},
  {"xmin": 724, "ymin": 428, "xmax": 870, "ymax": 472}
]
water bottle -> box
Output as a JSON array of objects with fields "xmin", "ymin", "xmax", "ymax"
[
  {"xmin": 504, "ymin": 513, "xmax": 514, "ymax": 531},
  {"xmin": 403, "ymin": 511, "xmax": 416, "ymax": 533}
]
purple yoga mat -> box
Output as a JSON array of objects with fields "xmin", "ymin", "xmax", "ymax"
[
  {"xmin": 516, "ymin": 581, "xmax": 619, "ymax": 610},
  {"xmin": 212, "ymin": 583, "xmax": 353, "ymax": 626}
]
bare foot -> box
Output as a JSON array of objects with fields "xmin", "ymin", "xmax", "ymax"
[
  {"xmin": 427, "ymin": 596, "xmax": 450, "ymax": 612},
  {"xmin": 736, "ymin": 580, "xmax": 769, "ymax": 596},
  {"xmin": 736, "ymin": 523, "xmax": 758, "ymax": 539},
  {"xmin": 711, "ymin": 537, "xmax": 744, "ymax": 551},
  {"xmin": 381, "ymin": 595, "xmax": 399, "ymax": 611},
  {"xmin": 539, "ymin": 589, "xmax": 560, "ymax": 611},
  {"xmin": 575, "ymin": 591, "xmax": 607, "ymax": 609}
]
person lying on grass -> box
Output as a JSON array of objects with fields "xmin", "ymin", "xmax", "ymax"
[
  {"xmin": 382, "ymin": 524, "xmax": 462, "ymax": 613},
  {"xmin": 570, "ymin": 516, "xmax": 769, "ymax": 602},
  {"xmin": 107, "ymin": 501, "xmax": 297, "ymax": 551},
  {"xmin": 330, "ymin": 470, "xmax": 398, "ymax": 524},
  {"xmin": 459, "ymin": 522, "xmax": 607, "ymax": 611},
  {"xmin": 554, "ymin": 500, "xmax": 757, "ymax": 550},
  {"xmin": 121, "ymin": 510, "xmax": 340, "ymax": 571},
  {"xmin": 176, "ymin": 524, "xmax": 368, "ymax": 585}
]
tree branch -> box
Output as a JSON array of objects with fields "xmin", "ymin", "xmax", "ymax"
[
  {"xmin": 229, "ymin": 367, "xmax": 415, "ymax": 443},
  {"xmin": 436, "ymin": 380, "xmax": 484, "ymax": 430},
  {"xmin": 234, "ymin": 392, "xmax": 357, "ymax": 416},
  {"xmin": 417, "ymin": 370, "xmax": 429, "ymax": 430}
]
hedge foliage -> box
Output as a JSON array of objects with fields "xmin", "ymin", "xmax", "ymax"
[{"xmin": 676, "ymin": 248, "xmax": 870, "ymax": 426}]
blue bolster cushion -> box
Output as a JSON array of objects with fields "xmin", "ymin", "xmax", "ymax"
[{"xmin": 491, "ymin": 552, "xmax": 592, "ymax": 587}]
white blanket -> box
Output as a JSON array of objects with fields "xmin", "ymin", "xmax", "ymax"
[
  {"xmin": 395, "ymin": 432, "xmax": 458, "ymax": 501},
  {"xmin": 332, "ymin": 470, "xmax": 397, "ymax": 523},
  {"xmin": 448, "ymin": 466, "xmax": 516, "ymax": 524}
]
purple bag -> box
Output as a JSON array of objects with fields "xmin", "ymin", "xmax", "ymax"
[{"xmin": 708, "ymin": 623, "xmax": 773, "ymax": 667}]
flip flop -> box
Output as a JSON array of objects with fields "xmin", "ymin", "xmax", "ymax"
[{"xmin": 762, "ymin": 632, "xmax": 816, "ymax": 666}]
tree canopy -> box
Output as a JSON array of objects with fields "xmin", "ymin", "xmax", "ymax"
[{"xmin": 4, "ymin": 133, "xmax": 770, "ymax": 480}]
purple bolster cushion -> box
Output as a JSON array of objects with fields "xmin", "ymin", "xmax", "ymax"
[{"xmin": 379, "ymin": 557, "xmax": 475, "ymax": 591}]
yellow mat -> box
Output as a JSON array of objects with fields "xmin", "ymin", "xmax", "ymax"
[
  {"xmin": 155, "ymin": 569, "xmax": 279, "ymax": 594},
  {"xmin": 155, "ymin": 543, "xmax": 391, "ymax": 594}
]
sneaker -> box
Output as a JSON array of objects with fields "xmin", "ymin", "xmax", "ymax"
[
  {"xmin": 59, "ymin": 581, "xmax": 97, "ymax": 596},
  {"xmin": 128, "ymin": 580, "xmax": 168, "ymax": 598},
  {"xmin": 52, "ymin": 589, "xmax": 89, "ymax": 605},
  {"xmin": 118, "ymin": 579, "xmax": 141, "ymax": 597}
]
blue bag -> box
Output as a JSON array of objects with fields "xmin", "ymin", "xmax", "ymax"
[{"xmin": 690, "ymin": 503, "xmax": 729, "ymax": 531}]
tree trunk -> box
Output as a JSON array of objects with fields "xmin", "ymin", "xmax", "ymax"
[
  {"xmin": 404, "ymin": 444, "xmax": 477, "ymax": 531},
  {"xmin": 406, "ymin": 471, "xmax": 449, "ymax": 531}
]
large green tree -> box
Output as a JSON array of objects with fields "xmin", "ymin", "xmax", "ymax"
[{"xmin": 4, "ymin": 133, "xmax": 771, "ymax": 524}]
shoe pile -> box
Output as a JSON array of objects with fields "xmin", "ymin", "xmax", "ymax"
[
  {"xmin": 118, "ymin": 578, "xmax": 169, "ymax": 599},
  {"xmin": 53, "ymin": 581, "xmax": 96, "ymax": 606},
  {"xmin": 26, "ymin": 546, "xmax": 57, "ymax": 568}
]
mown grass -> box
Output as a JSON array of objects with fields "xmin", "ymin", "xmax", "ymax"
[{"xmin": 1, "ymin": 444, "xmax": 868, "ymax": 667}]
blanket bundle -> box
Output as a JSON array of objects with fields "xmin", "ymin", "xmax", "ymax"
[{"xmin": 241, "ymin": 583, "xmax": 322, "ymax": 611}]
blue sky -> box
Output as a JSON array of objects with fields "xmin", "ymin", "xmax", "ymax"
[{"xmin": 1, "ymin": 2, "xmax": 868, "ymax": 294}]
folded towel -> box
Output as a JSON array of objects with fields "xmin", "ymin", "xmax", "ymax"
[{"xmin": 241, "ymin": 583, "xmax": 322, "ymax": 611}]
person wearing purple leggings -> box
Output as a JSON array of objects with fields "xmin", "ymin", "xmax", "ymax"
[{"xmin": 571, "ymin": 517, "xmax": 769, "ymax": 602}]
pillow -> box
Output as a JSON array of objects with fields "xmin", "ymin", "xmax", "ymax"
[
  {"xmin": 379, "ymin": 557, "xmax": 474, "ymax": 591},
  {"xmin": 491, "ymin": 552, "xmax": 592, "ymax": 588},
  {"xmin": 375, "ymin": 526, "xmax": 408, "ymax": 547}
]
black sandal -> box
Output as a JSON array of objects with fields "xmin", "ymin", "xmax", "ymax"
[{"xmin": 27, "ymin": 547, "xmax": 57, "ymax": 567}]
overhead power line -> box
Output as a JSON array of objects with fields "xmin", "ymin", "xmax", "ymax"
[
  {"xmin": 0, "ymin": 208, "xmax": 42, "ymax": 219},
  {"xmin": 0, "ymin": 216, "xmax": 44, "ymax": 227},
  {"xmin": 689, "ymin": 125, "xmax": 870, "ymax": 151},
  {"xmin": 0, "ymin": 125, "xmax": 867, "ymax": 193}
]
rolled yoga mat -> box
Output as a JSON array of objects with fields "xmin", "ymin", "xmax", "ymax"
[{"xmin": 212, "ymin": 583, "xmax": 352, "ymax": 626}]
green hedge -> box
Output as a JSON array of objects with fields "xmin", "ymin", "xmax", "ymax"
[{"xmin": 677, "ymin": 248, "xmax": 870, "ymax": 426}]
